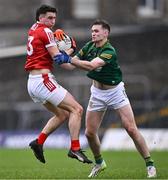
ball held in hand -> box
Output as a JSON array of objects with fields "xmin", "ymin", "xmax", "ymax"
[{"xmin": 54, "ymin": 29, "xmax": 72, "ymax": 51}]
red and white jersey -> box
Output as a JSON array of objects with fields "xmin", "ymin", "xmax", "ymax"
[{"xmin": 25, "ymin": 22, "xmax": 57, "ymax": 71}]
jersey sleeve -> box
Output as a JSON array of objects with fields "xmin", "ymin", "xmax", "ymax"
[
  {"xmin": 39, "ymin": 28, "xmax": 57, "ymax": 48},
  {"xmin": 99, "ymin": 47, "xmax": 116, "ymax": 63}
]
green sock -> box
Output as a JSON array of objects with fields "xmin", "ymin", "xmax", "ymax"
[
  {"xmin": 145, "ymin": 156, "xmax": 154, "ymax": 167},
  {"xmin": 95, "ymin": 155, "xmax": 103, "ymax": 164}
]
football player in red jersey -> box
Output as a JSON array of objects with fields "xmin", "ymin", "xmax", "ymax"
[{"xmin": 25, "ymin": 4, "xmax": 92, "ymax": 164}]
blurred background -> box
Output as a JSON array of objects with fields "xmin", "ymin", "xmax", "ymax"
[{"xmin": 0, "ymin": 0, "xmax": 168, "ymax": 149}]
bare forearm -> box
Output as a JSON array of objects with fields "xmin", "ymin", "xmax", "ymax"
[
  {"xmin": 60, "ymin": 63, "xmax": 76, "ymax": 70},
  {"xmin": 71, "ymin": 57, "xmax": 94, "ymax": 71}
]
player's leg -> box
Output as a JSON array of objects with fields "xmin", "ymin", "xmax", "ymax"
[
  {"xmin": 29, "ymin": 102, "xmax": 69, "ymax": 164},
  {"xmin": 58, "ymin": 92, "xmax": 82, "ymax": 140},
  {"xmin": 27, "ymin": 74, "xmax": 69, "ymax": 163},
  {"xmin": 117, "ymin": 104, "xmax": 150, "ymax": 157},
  {"xmin": 57, "ymin": 91, "xmax": 92, "ymax": 164},
  {"xmin": 116, "ymin": 104, "xmax": 156, "ymax": 178},
  {"xmin": 28, "ymin": 73, "xmax": 91, "ymax": 163},
  {"xmin": 85, "ymin": 110, "xmax": 107, "ymax": 178},
  {"xmin": 29, "ymin": 93, "xmax": 92, "ymax": 164},
  {"xmin": 85, "ymin": 85, "xmax": 109, "ymax": 177},
  {"xmin": 42, "ymin": 101, "xmax": 69, "ymax": 135},
  {"xmin": 85, "ymin": 111, "xmax": 105, "ymax": 157},
  {"xmin": 105, "ymin": 81, "xmax": 156, "ymax": 178}
]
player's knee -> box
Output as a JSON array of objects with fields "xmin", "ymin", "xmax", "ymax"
[
  {"xmin": 62, "ymin": 111, "xmax": 69, "ymax": 120},
  {"xmin": 74, "ymin": 104, "xmax": 83, "ymax": 117},
  {"xmin": 126, "ymin": 126, "xmax": 138, "ymax": 138},
  {"xmin": 56, "ymin": 110, "xmax": 69, "ymax": 122},
  {"xmin": 85, "ymin": 129, "xmax": 95, "ymax": 138}
]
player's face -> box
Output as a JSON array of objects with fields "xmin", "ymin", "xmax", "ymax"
[
  {"xmin": 39, "ymin": 12, "xmax": 56, "ymax": 28},
  {"xmin": 91, "ymin": 25, "xmax": 108, "ymax": 43}
]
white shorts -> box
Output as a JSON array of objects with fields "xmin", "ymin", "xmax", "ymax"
[
  {"xmin": 27, "ymin": 73, "xmax": 67, "ymax": 106},
  {"xmin": 87, "ymin": 82, "xmax": 130, "ymax": 111}
]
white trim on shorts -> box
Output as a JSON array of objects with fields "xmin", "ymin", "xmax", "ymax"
[
  {"xmin": 27, "ymin": 73, "xmax": 67, "ymax": 106},
  {"xmin": 87, "ymin": 82, "xmax": 130, "ymax": 112}
]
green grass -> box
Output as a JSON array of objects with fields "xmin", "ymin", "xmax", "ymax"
[{"xmin": 0, "ymin": 149, "xmax": 167, "ymax": 179}]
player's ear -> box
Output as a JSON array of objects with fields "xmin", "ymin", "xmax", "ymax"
[
  {"xmin": 104, "ymin": 29, "xmax": 109, "ymax": 37},
  {"xmin": 39, "ymin": 14, "xmax": 45, "ymax": 22}
]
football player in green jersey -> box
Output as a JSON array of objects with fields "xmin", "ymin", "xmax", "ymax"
[{"xmin": 55, "ymin": 19, "xmax": 156, "ymax": 178}]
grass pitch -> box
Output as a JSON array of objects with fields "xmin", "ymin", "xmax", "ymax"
[{"xmin": 0, "ymin": 148, "xmax": 167, "ymax": 179}]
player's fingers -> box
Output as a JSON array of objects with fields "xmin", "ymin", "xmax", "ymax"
[
  {"xmin": 57, "ymin": 33, "xmax": 66, "ymax": 41},
  {"xmin": 63, "ymin": 34, "xmax": 67, "ymax": 39},
  {"xmin": 71, "ymin": 38, "xmax": 76, "ymax": 48},
  {"xmin": 60, "ymin": 34, "xmax": 65, "ymax": 40},
  {"xmin": 54, "ymin": 33, "xmax": 59, "ymax": 40},
  {"xmin": 70, "ymin": 37, "xmax": 76, "ymax": 48},
  {"xmin": 54, "ymin": 29, "xmax": 66, "ymax": 41},
  {"xmin": 57, "ymin": 34, "xmax": 61, "ymax": 40},
  {"xmin": 69, "ymin": 37, "xmax": 76, "ymax": 52},
  {"xmin": 57, "ymin": 33, "xmax": 62, "ymax": 40}
]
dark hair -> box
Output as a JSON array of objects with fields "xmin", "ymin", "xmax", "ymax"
[
  {"xmin": 36, "ymin": 4, "xmax": 57, "ymax": 21},
  {"xmin": 92, "ymin": 19, "xmax": 110, "ymax": 33}
]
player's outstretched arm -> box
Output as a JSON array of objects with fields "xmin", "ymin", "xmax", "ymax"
[
  {"xmin": 60, "ymin": 63, "xmax": 76, "ymax": 70},
  {"xmin": 71, "ymin": 56, "xmax": 105, "ymax": 71}
]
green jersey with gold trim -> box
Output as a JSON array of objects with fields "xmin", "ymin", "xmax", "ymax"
[{"xmin": 76, "ymin": 41, "xmax": 122, "ymax": 85}]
